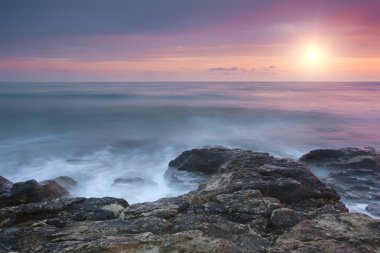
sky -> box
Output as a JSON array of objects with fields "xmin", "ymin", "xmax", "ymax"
[{"xmin": 1, "ymin": 0, "xmax": 380, "ymax": 82}]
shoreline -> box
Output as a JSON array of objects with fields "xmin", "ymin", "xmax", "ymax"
[{"xmin": 1, "ymin": 146, "xmax": 379, "ymax": 252}]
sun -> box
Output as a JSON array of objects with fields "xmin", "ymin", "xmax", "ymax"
[{"xmin": 305, "ymin": 47, "xmax": 322, "ymax": 64}]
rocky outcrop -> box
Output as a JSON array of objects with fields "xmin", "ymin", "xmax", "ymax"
[
  {"xmin": 300, "ymin": 147, "xmax": 380, "ymax": 170},
  {"xmin": 301, "ymin": 147, "xmax": 380, "ymax": 217},
  {"xmin": 168, "ymin": 146, "xmax": 241, "ymax": 174},
  {"xmin": 323, "ymin": 168, "xmax": 380, "ymax": 201},
  {"xmin": 0, "ymin": 147, "xmax": 379, "ymax": 253}
]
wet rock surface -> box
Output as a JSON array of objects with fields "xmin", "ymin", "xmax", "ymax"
[
  {"xmin": 0, "ymin": 147, "xmax": 379, "ymax": 253},
  {"xmin": 300, "ymin": 147, "xmax": 380, "ymax": 170},
  {"xmin": 301, "ymin": 147, "xmax": 380, "ymax": 216}
]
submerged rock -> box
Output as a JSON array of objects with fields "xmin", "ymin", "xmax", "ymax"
[
  {"xmin": 53, "ymin": 176, "xmax": 78, "ymax": 190},
  {"xmin": 113, "ymin": 177, "xmax": 158, "ymax": 187},
  {"xmin": 0, "ymin": 147, "xmax": 379, "ymax": 253}
]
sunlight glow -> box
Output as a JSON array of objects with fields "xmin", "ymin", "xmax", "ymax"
[{"xmin": 305, "ymin": 46, "xmax": 323, "ymax": 65}]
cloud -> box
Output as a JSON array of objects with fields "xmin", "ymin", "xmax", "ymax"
[
  {"xmin": 208, "ymin": 66, "xmax": 255, "ymax": 74},
  {"xmin": 259, "ymin": 65, "xmax": 277, "ymax": 75}
]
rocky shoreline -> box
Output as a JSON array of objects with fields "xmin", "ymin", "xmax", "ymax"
[{"xmin": 0, "ymin": 147, "xmax": 379, "ymax": 252}]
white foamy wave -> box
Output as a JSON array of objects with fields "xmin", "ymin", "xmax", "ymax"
[{"xmin": 345, "ymin": 202, "xmax": 380, "ymax": 219}]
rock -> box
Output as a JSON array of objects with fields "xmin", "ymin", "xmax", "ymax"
[
  {"xmin": 0, "ymin": 146, "xmax": 379, "ymax": 253},
  {"xmin": 168, "ymin": 146, "xmax": 242, "ymax": 174},
  {"xmin": 124, "ymin": 196, "xmax": 188, "ymax": 220},
  {"xmin": 323, "ymin": 168, "xmax": 380, "ymax": 201},
  {"xmin": 53, "ymin": 176, "xmax": 78, "ymax": 190},
  {"xmin": 0, "ymin": 176, "xmax": 12, "ymax": 198},
  {"xmin": 300, "ymin": 147, "xmax": 380, "ymax": 171},
  {"xmin": 164, "ymin": 168, "xmax": 210, "ymax": 193},
  {"xmin": 366, "ymin": 203, "xmax": 380, "ymax": 217},
  {"xmin": 195, "ymin": 155, "xmax": 340, "ymax": 207},
  {"xmin": 210, "ymin": 190, "xmax": 282, "ymax": 220},
  {"xmin": 270, "ymin": 208, "xmax": 305, "ymax": 229},
  {"xmin": 113, "ymin": 177, "xmax": 158, "ymax": 187},
  {"xmin": 40, "ymin": 180, "xmax": 70, "ymax": 199},
  {"xmin": 301, "ymin": 147, "xmax": 380, "ymax": 218},
  {"xmin": 160, "ymin": 230, "xmax": 248, "ymax": 253},
  {"xmin": 114, "ymin": 177, "xmax": 145, "ymax": 184},
  {"xmin": 2, "ymin": 179, "xmax": 69, "ymax": 208},
  {"xmin": 269, "ymin": 213, "xmax": 380, "ymax": 253},
  {"xmin": 0, "ymin": 197, "xmax": 129, "ymax": 228}
]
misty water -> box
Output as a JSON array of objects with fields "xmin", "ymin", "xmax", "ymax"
[{"xmin": 1, "ymin": 82, "xmax": 379, "ymax": 209}]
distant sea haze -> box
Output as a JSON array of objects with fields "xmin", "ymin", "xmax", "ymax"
[{"xmin": 0, "ymin": 82, "xmax": 379, "ymax": 203}]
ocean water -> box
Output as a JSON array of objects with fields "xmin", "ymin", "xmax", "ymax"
[{"xmin": 0, "ymin": 82, "xmax": 379, "ymax": 204}]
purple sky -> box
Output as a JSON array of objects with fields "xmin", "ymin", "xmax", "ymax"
[{"xmin": 1, "ymin": 0, "xmax": 380, "ymax": 81}]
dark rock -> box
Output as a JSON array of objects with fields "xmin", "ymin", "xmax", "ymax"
[
  {"xmin": 0, "ymin": 176, "xmax": 12, "ymax": 198},
  {"xmin": 164, "ymin": 167, "xmax": 209, "ymax": 191},
  {"xmin": 210, "ymin": 190, "xmax": 282, "ymax": 218},
  {"xmin": 0, "ymin": 197, "xmax": 86, "ymax": 228},
  {"xmin": 2, "ymin": 179, "xmax": 69, "ymax": 207},
  {"xmin": 0, "ymin": 197, "xmax": 128, "ymax": 228},
  {"xmin": 301, "ymin": 147, "xmax": 380, "ymax": 218},
  {"xmin": 10, "ymin": 180, "xmax": 41, "ymax": 201},
  {"xmin": 270, "ymin": 208, "xmax": 304, "ymax": 229},
  {"xmin": 366, "ymin": 203, "xmax": 380, "ymax": 217},
  {"xmin": 323, "ymin": 168, "xmax": 380, "ymax": 201},
  {"xmin": 67, "ymin": 197, "xmax": 129, "ymax": 221},
  {"xmin": 300, "ymin": 147, "xmax": 380, "ymax": 171},
  {"xmin": 195, "ymin": 156, "xmax": 340, "ymax": 206},
  {"xmin": 124, "ymin": 196, "xmax": 187, "ymax": 220},
  {"xmin": 168, "ymin": 146, "xmax": 241, "ymax": 174}
]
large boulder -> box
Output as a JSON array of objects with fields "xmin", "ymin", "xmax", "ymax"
[
  {"xmin": 193, "ymin": 151, "xmax": 341, "ymax": 208},
  {"xmin": 168, "ymin": 146, "xmax": 244, "ymax": 174},
  {"xmin": 300, "ymin": 147, "xmax": 380, "ymax": 171}
]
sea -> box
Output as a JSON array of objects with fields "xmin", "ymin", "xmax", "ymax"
[{"xmin": 0, "ymin": 82, "xmax": 379, "ymax": 209}]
